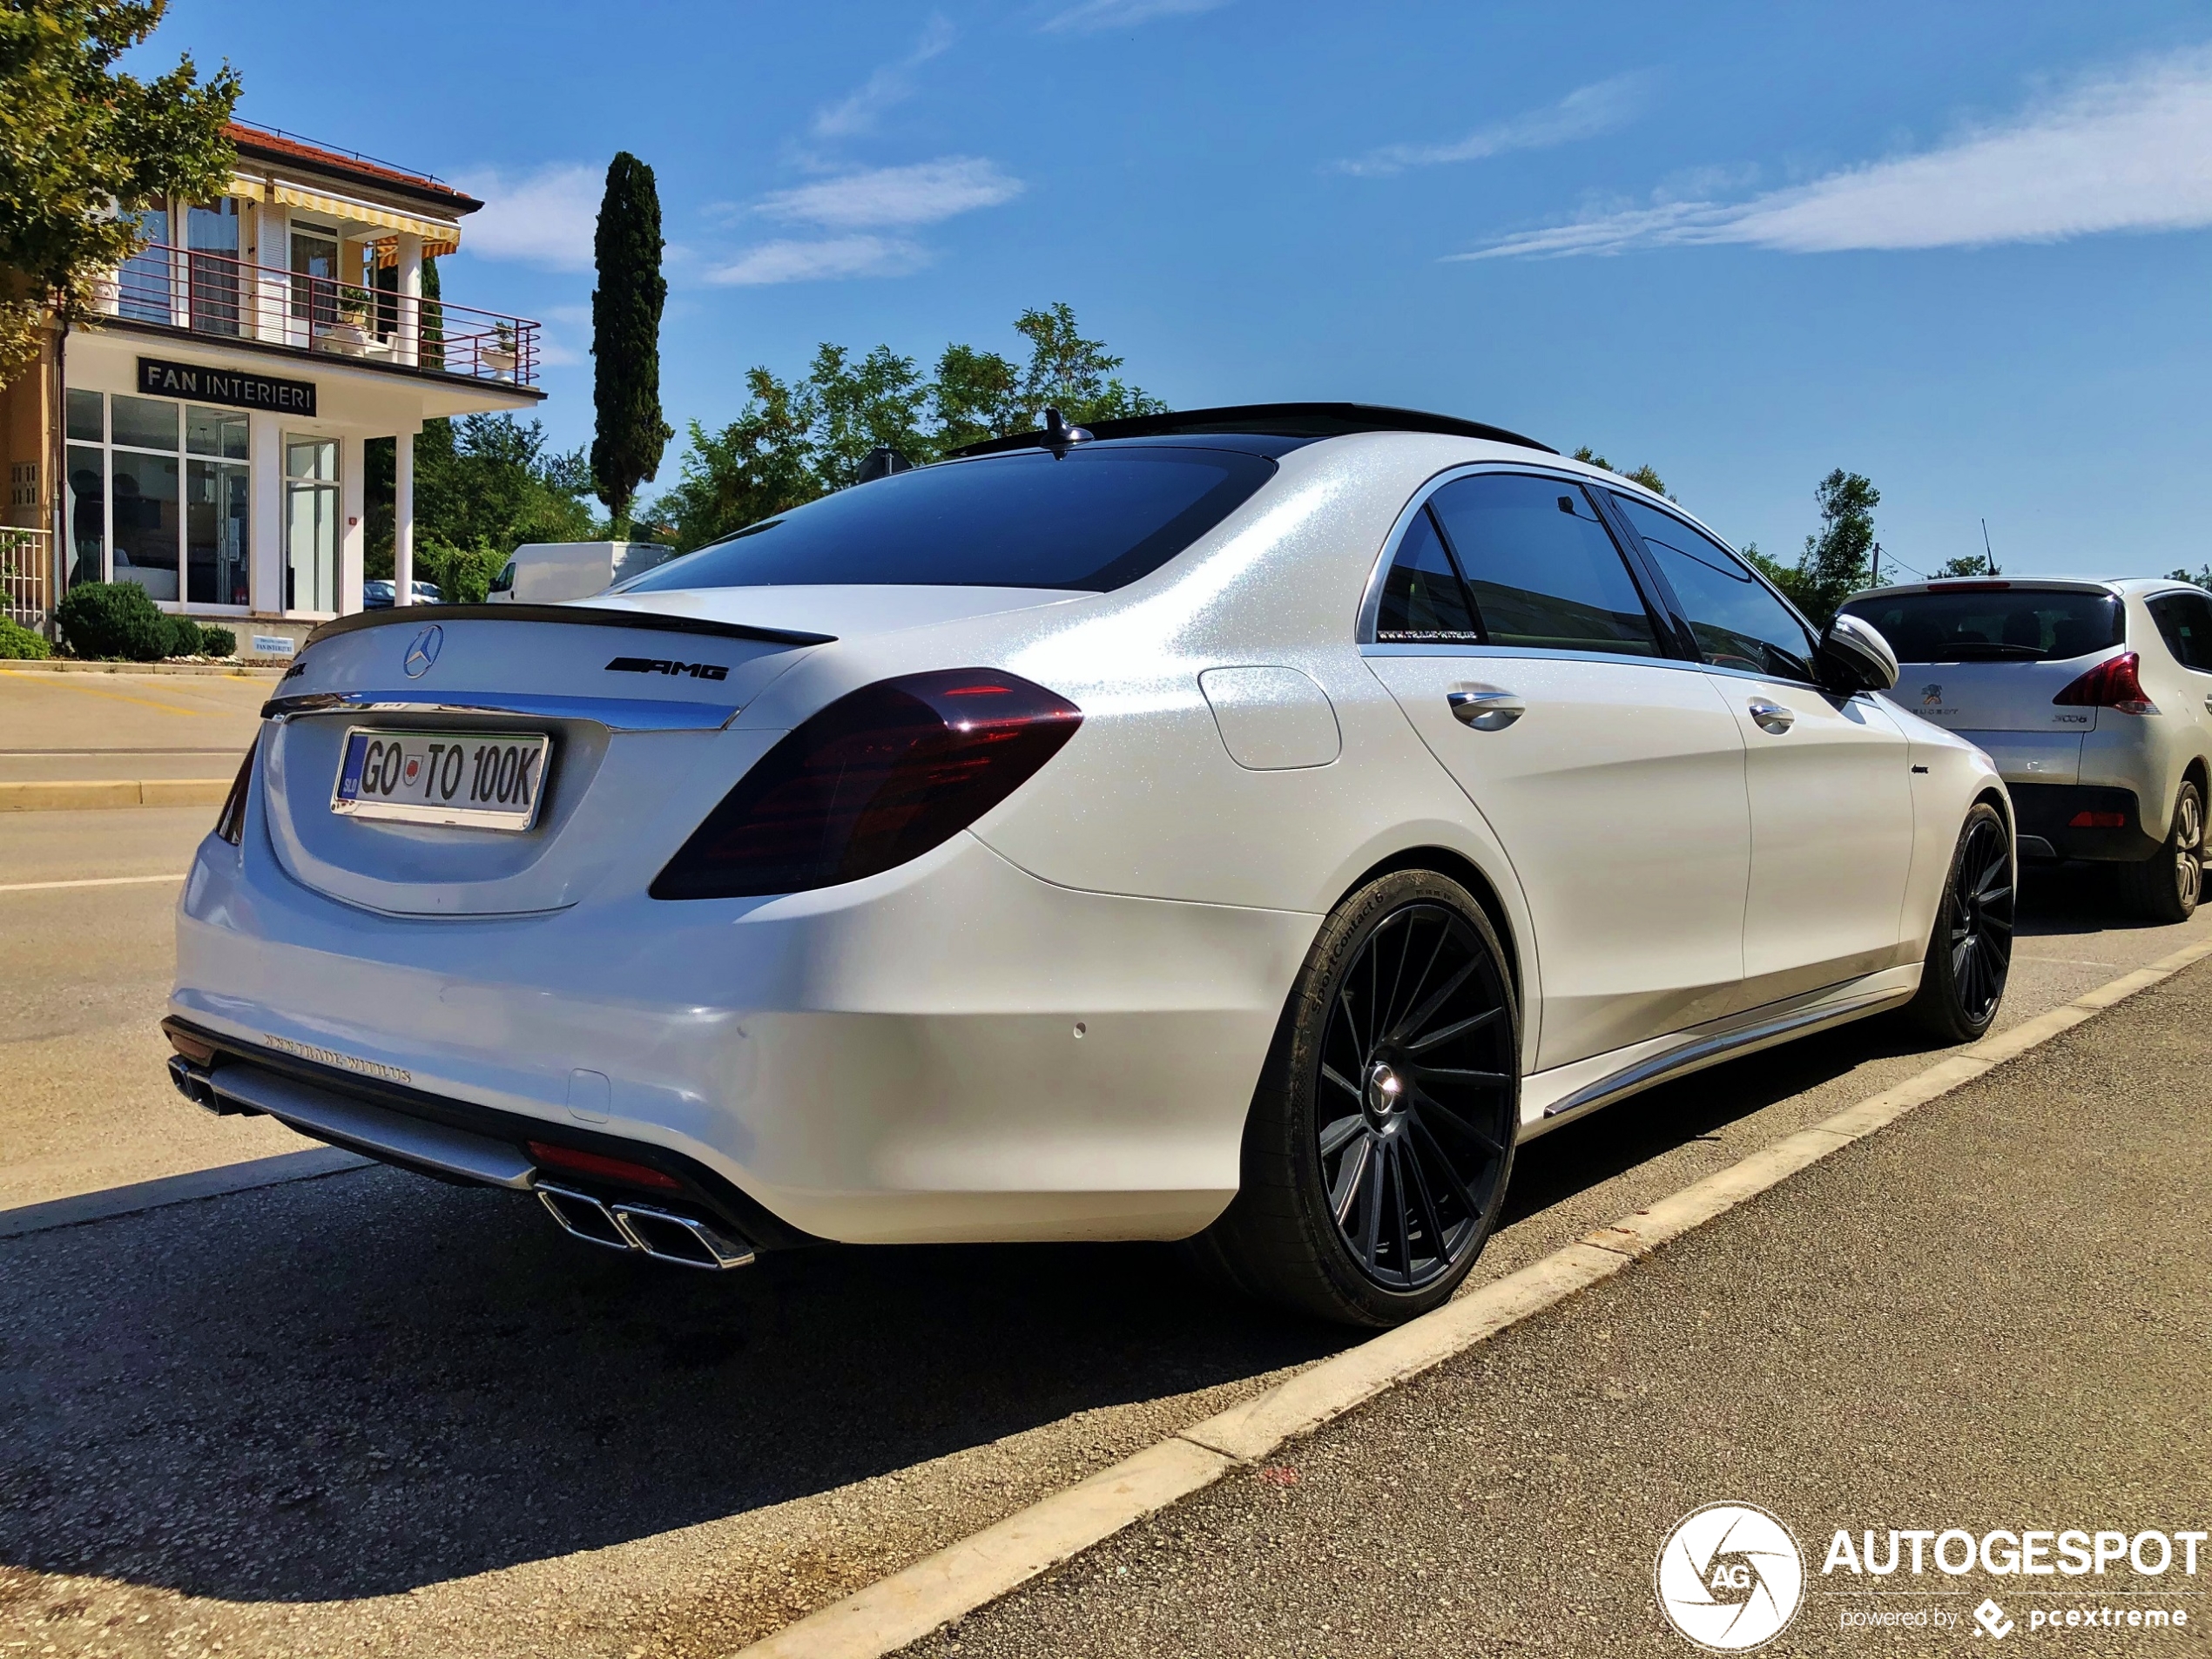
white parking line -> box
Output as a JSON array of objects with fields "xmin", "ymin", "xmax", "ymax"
[
  {"xmin": 0, "ymin": 873, "xmax": 187, "ymax": 895},
  {"xmin": 736, "ymin": 936, "xmax": 2212, "ymax": 1659}
]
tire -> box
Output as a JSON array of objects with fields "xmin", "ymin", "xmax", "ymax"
[
  {"xmin": 1904, "ymin": 801, "xmax": 2015, "ymax": 1043},
  {"xmin": 1187, "ymin": 868, "xmax": 1520, "ymax": 1327},
  {"xmin": 2116, "ymin": 779, "xmax": 2203, "ymax": 925}
]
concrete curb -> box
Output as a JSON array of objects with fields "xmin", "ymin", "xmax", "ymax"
[
  {"xmin": 732, "ymin": 937, "xmax": 2212, "ymax": 1659},
  {"xmin": 0, "ymin": 778, "xmax": 229, "ymax": 812},
  {"xmin": 0, "ymin": 1148, "xmax": 375, "ymax": 1238}
]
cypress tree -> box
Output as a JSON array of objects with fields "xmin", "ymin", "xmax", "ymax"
[{"xmin": 589, "ymin": 152, "xmax": 673, "ymax": 536}]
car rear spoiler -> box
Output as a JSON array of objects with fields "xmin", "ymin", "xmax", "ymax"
[{"xmin": 300, "ymin": 603, "xmax": 835, "ymax": 651}]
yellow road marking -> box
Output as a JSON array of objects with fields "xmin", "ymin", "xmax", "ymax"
[{"xmin": 0, "ymin": 671, "xmax": 240, "ymax": 718}]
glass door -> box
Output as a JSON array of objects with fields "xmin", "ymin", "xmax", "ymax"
[
  {"xmin": 186, "ymin": 198, "xmax": 241, "ymax": 336},
  {"xmin": 284, "ymin": 435, "xmax": 339, "ymax": 613}
]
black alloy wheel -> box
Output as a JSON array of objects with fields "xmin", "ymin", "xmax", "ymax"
[
  {"xmin": 1187, "ymin": 868, "xmax": 1520, "ymax": 1326},
  {"xmin": 1314, "ymin": 901, "xmax": 1514, "ymax": 1291},
  {"xmin": 1905, "ymin": 801, "xmax": 2014, "ymax": 1042}
]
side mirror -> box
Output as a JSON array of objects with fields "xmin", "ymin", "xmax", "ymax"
[{"xmin": 1817, "ymin": 613, "xmax": 1899, "ymax": 694}]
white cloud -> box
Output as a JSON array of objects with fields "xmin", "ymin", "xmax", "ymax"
[
  {"xmin": 756, "ymin": 158, "xmax": 1023, "ymax": 229},
  {"xmin": 1040, "ymin": 0, "xmax": 1230, "ymax": 34},
  {"xmin": 453, "ymin": 163, "xmax": 601, "ymax": 271},
  {"xmin": 704, "ymin": 236, "xmax": 929, "ymax": 287},
  {"xmin": 1457, "ymin": 47, "xmax": 2212, "ymax": 260},
  {"xmin": 1332, "ymin": 72, "xmax": 1656, "ymax": 178},
  {"xmin": 813, "ymin": 16, "xmax": 954, "ymax": 138}
]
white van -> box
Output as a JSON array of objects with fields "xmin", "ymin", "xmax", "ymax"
[{"xmin": 486, "ymin": 542, "xmax": 676, "ymax": 604}]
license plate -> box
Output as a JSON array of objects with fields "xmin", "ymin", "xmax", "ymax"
[{"xmin": 331, "ymin": 728, "xmax": 551, "ymax": 832}]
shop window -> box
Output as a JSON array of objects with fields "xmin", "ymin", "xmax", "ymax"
[
  {"xmin": 66, "ymin": 444, "xmax": 104, "ymax": 590},
  {"xmin": 111, "ymin": 395, "xmax": 180, "ymax": 602},
  {"xmin": 285, "ymin": 436, "xmax": 339, "ymax": 613}
]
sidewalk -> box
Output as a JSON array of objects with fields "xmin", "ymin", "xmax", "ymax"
[
  {"xmin": 0, "ymin": 665, "xmax": 264, "ymax": 808},
  {"xmin": 910, "ymin": 960, "xmax": 2212, "ymax": 1658}
]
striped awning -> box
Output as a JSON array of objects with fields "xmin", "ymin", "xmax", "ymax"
[{"xmin": 266, "ymin": 183, "xmax": 462, "ymax": 257}]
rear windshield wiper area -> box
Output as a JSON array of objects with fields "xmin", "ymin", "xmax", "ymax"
[{"xmin": 1922, "ymin": 642, "xmax": 2049, "ymax": 661}]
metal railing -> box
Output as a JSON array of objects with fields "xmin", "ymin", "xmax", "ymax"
[
  {"xmin": 1, "ymin": 528, "xmax": 52, "ymax": 632},
  {"xmin": 97, "ymin": 244, "xmax": 539, "ymax": 386}
]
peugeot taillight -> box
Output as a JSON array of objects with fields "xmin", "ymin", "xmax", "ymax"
[
  {"xmin": 2053, "ymin": 651, "xmax": 2156, "ymax": 716},
  {"xmin": 651, "ymin": 669, "xmax": 1083, "ymax": 900}
]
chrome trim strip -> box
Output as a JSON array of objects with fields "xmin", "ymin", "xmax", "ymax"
[
  {"xmin": 207, "ymin": 1062, "xmax": 538, "ymax": 1189},
  {"xmin": 261, "ymin": 690, "xmax": 737, "ymax": 732},
  {"xmin": 1540, "ymin": 988, "xmax": 1913, "ymax": 1121}
]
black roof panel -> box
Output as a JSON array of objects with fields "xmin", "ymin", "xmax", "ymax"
[{"xmin": 951, "ymin": 401, "xmax": 1554, "ymax": 458}]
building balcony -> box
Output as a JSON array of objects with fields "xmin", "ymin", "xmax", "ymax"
[{"xmin": 94, "ymin": 244, "xmax": 540, "ymax": 388}]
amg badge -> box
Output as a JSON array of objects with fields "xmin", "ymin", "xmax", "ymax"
[{"xmin": 604, "ymin": 657, "xmax": 730, "ymax": 681}]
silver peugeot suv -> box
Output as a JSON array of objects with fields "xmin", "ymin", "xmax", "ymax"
[{"xmin": 1840, "ymin": 577, "xmax": 2210, "ymax": 922}]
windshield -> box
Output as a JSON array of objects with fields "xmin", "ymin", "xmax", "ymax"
[
  {"xmin": 620, "ymin": 445, "xmax": 1278, "ymax": 595},
  {"xmin": 1838, "ymin": 590, "xmax": 2122, "ymax": 663}
]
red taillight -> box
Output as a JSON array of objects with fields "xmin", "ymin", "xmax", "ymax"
[
  {"xmin": 2068, "ymin": 810, "xmax": 2128, "ymax": 828},
  {"xmin": 526, "ymin": 1140, "xmax": 683, "ymax": 1190},
  {"xmin": 651, "ymin": 669, "xmax": 1083, "ymax": 900},
  {"xmin": 214, "ymin": 737, "xmax": 256, "ymax": 845},
  {"xmin": 2053, "ymin": 651, "xmax": 2155, "ymax": 714}
]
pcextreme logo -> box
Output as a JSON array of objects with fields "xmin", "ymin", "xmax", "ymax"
[{"xmin": 1656, "ymin": 1503, "xmax": 1806, "ymax": 1651}]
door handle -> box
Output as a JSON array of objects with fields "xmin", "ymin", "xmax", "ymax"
[
  {"xmin": 1748, "ymin": 698, "xmax": 1795, "ymax": 734},
  {"xmin": 1448, "ymin": 689, "xmax": 1525, "ymax": 732}
]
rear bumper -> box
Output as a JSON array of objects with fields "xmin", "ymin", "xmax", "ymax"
[
  {"xmin": 2006, "ymin": 782, "xmax": 2162, "ymax": 862},
  {"xmin": 174, "ymin": 808, "xmax": 1316, "ymax": 1244},
  {"xmin": 162, "ymin": 1021, "xmax": 813, "ymax": 1248}
]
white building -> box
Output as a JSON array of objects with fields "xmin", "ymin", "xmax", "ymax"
[{"xmin": 2, "ymin": 121, "xmax": 546, "ymax": 656}]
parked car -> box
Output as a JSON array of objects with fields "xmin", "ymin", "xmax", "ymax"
[
  {"xmin": 165, "ymin": 403, "xmax": 2006, "ymax": 1327},
  {"xmin": 1841, "ymin": 578, "xmax": 2209, "ymax": 921},
  {"xmin": 362, "ymin": 579, "xmax": 442, "ymax": 609},
  {"xmin": 486, "ymin": 541, "xmax": 675, "ymax": 604}
]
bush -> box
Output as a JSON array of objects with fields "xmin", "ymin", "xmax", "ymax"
[
  {"xmin": 199, "ymin": 625, "xmax": 235, "ymax": 658},
  {"xmin": 163, "ymin": 615, "xmax": 205, "ymax": 657},
  {"xmin": 0, "ymin": 617, "xmax": 51, "ymax": 658},
  {"xmin": 415, "ymin": 536, "xmax": 508, "ymax": 604},
  {"xmin": 55, "ymin": 581, "xmax": 169, "ymax": 661}
]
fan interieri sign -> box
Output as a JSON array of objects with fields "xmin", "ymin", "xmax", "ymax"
[{"xmin": 136, "ymin": 356, "xmax": 317, "ymax": 417}]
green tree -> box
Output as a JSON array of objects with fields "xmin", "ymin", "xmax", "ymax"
[
  {"xmin": 367, "ymin": 413, "xmax": 597, "ymax": 577},
  {"xmin": 648, "ymin": 303, "xmax": 1165, "ymax": 551},
  {"xmin": 2167, "ymin": 564, "xmax": 2212, "ymax": 591},
  {"xmin": 0, "ymin": 0, "xmax": 239, "ymax": 383},
  {"xmin": 1745, "ymin": 469, "xmax": 1880, "ymax": 627},
  {"xmin": 1572, "ymin": 447, "xmax": 1669, "ymax": 498},
  {"xmin": 588, "ymin": 152, "xmax": 672, "ymax": 536}
]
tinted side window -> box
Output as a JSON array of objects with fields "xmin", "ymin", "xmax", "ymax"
[
  {"xmin": 2148, "ymin": 592, "xmax": 2212, "ymax": 671},
  {"xmin": 1375, "ymin": 505, "xmax": 1481, "ymax": 641},
  {"xmin": 1614, "ymin": 495, "xmax": 1817, "ymax": 682},
  {"xmin": 1425, "ymin": 475, "xmax": 1661, "ymax": 657}
]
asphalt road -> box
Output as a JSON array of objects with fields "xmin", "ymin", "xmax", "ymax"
[
  {"xmin": 902, "ymin": 958, "xmax": 2212, "ymax": 1659},
  {"xmin": 0, "ymin": 811, "xmax": 2208, "ymax": 1657}
]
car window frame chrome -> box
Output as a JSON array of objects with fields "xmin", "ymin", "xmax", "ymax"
[{"xmin": 1353, "ymin": 461, "xmax": 1691, "ymax": 665}]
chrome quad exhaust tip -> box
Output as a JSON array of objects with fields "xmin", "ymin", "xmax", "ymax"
[{"xmin": 535, "ymin": 1183, "xmax": 755, "ymax": 1270}]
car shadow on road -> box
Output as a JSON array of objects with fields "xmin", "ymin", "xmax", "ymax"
[{"xmin": 0, "ymin": 869, "xmax": 2160, "ymax": 1606}]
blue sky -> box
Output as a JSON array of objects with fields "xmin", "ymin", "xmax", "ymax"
[{"xmin": 147, "ymin": 0, "xmax": 2212, "ymax": 577}]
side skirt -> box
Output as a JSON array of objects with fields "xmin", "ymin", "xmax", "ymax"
[{"xmin": 1516, "ymin": 966, "xmax": 1921, "ymax": 1139}]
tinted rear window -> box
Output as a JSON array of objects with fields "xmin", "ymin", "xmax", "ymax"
[
  {"xmin": 621, "ymin": 445, "xmax": 1277, "ymax": 595},
  {"xmin": 1838, "ymin": 590, "xmax": 2123, "ymax": 663}
]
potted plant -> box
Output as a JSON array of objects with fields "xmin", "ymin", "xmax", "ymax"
[{"xmin": 482, "ymin": 320, "xmax": 518, "ymax": 377}]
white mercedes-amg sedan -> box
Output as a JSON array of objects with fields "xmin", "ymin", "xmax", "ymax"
[{"xmin": 166, "ymin": 404, "xmax": 2011, "ymax": 1326}]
